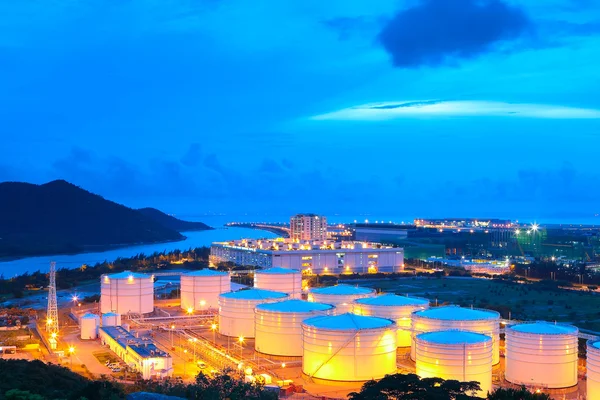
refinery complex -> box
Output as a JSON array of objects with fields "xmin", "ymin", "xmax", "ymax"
[{"xmin": 18, "ymin": 214, "xmax": 600, "ymax": 399}]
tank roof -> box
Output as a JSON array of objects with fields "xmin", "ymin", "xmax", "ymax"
[
  {"xmin": 183, "ymin": 269, "xmax": 228, "ymax": 277},
  {"xmin": 509, "ymin": 322, "xmax": 578, "ymax": 335},
  {"xmin": 256, "ymin": 299, "xmax": 333, "ymax": 313},
  {"xmin": 417, "ymin": 330, "xmax": 491, "ymax": 344},
  {"xmin": 590, "ymin": 340, "xmax": 600, "ymax": 350},
  {"xmin": 81, "ymin": 313, "xmax": 98, "ymax": 319},
  {"xmin": 309, "ymin": 284, "xmax": 375, "ymax": 296},
  {"xmin": 104, "ymin": 270, "xmax": 150, "ymax": 279},
  {"xmin": 256, "ymin": 267, "xmax": 301, "ymax": 275},
  {"xmin": 414, "ymin": 305, "xmax": 499, "ymax": 321},
  {"xmin": 220, "ymin": 288, "xmax": 288, "ymax": 300},
  {"xmin": 102, "ymin": 312, "xmax": 119, "ymax": 317},
  {"xmin": 355, "ymin": 293, "xmax": 429, "ymax": 307},
  {"xmin": 303, "ymin": 312, "xmax": 394, "ymax": 331}
]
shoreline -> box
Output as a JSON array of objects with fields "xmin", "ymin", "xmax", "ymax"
[{"xmin": 0, "ymin": 228, "xmax": 220, "ymax": 262}]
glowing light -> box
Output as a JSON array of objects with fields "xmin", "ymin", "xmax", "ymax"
[
  {"xmin": 532, "ymin": 223, "xmax": 539, "ymax": 232},
  {"xmin": 238, "ymin": 336, "xmax": 244, "ymax": 344},
  {"xmin": 211, "ymin": 324, "xmax": 217, "ymax": 331},
  {"xmin": 128, "ymin": 275, "xmax": 134, "ymax": 283},
  {"xmin": 281, "ymin": 363, "xmax": 286, "ymax": 368},
  {"xmin": 515, "ymin": 229, "xmax": 521, "ymax": 235},
  {"xmin": 72, "ymin": 295, "xmax": 78, "ymax": 302},
  {"xmin": 68, "ymin": 346, "xmax": 75, "ymax": 354},
  {"xmin": 51, "ymin": 332, "xmax": 57, "ymax": 339},
  {"xmin": 171, "ymin": 324, "xmax": 175, "ymax": 330},
  {"xmin": 187, "ymin": 307, "xmax": 194, "ymax": 315},
  {"xmin": 46, "ymin": 318, "xmax": 53, "ymax": 325},
  {"xmin": 199, "ymin": 300, "xmax": 206, "ymax": 307}
]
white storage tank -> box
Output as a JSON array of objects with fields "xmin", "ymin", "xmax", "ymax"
[
  {"xmin": 411, "ymin": 306, "xmax": 500, "ymax": 364},
  {"xmin": 415, "ymin": 330, "xmax": 493, "ymax": 397},
  {"xmin": 354, "ymin": 293, "xmax": 429, "ymax": 347},
  {"xmin": 505, "ymin": 322, "xmax": 578, "ymax": 388},
  {"xmin": 254, "ymin": 267, "xmax": 302, "ymax": 299},
  {"xmin": 181, "ymin": 269, "xmax": 230, "ymax": 312},
  {"xmin": 302, "ymin": 313, "xmax": 397, "ymax": 381},
  {"xmin": 587, "ymin": 339, "xmax": 600, "ymax": 399},
  {"xmin": 100, "ymin": 271, "xmax": 154, "ymax": 315},
  {"xmin": 308, "ymin": 284, "xmax": 375, "ymax": 314},
  {"xmin": 219, "ymin": 288, "xmax": 288, "ymax": 338},
  {"xmin": 80, "ymin": 313, "xmax": 99, "ymax": 340},
  {"xmin": 101, "ymin": 312, "xmax": 122, "ymax": 327},
  {"xmin": 255, "ymin": 299, "xmax": 334, "ymax": 356}
]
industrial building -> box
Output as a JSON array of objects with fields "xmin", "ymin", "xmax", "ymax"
[
  {"xmin": 100, "ymin": 271, "xmax": 154, "ymax": 315},
  {"xmin": 180, "ymin": 269, "xmax": 230, "ymax": 312},
  {"xmin": 301, "ymin": 313, "xmax": 397, "ymax": 381},
  {"xmin": 99, "ymin": 326, "xmax": 173, "ymax": 380},
  {"xmin": 308, "ymin": 284, "xmax": 375, "ymax": 314},
  {"xmin": 415, "ymin": 330, "xmax": 493, "ymax": 397},
  {"xmin": 210, "ymin": 239, "xmax": 404, "ymax": 274},
  {"xmin": 353, "ymin": 294, "xmax": 429, "ymax": 347},
  {"xmin": 80, "ymin": 313, "xmax": 99, "ymax": 340},
  {"xmin": 290, "ymin": 214, "xmax": 327, "ymax": 241},
  {"xmin": 351, "ymin": 223, "xmax": 409, "ymax": 244},
  {"xmin": 505, "ymin": 322, "xmax": 579, "ymax": 388},
  {"xmin": 254, "ymin": 299, "xmax": 334, "ymax": 357}
]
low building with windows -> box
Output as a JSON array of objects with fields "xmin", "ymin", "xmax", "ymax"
[
  {"xmin": 99, "ymin": 326, "xmax": 173, "ymax": 380},
  {"xmin": 210, "ymin": 239, "xmax": 404, "ymax": 274}
]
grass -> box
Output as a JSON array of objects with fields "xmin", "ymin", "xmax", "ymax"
[{"xmin": 355, "ymin": 276, "xmax": 600, "ymax": 332}]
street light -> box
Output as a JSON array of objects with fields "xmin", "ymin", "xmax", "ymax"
[
  {"xmin": 186, "ymin": 307, "xmax": 194, "ymax": 315},
  {"xmin": 68, "ymin": 346, "xmax": 75, "ymax": 367},
  {"xmin": 238, "ymin": 336, "xmax": 244, "ymax": 360},
  {"xmin": 183, "ymin": 349, "xmax": 188, "ymax": 378},
  {"xmin": 170, "ymin": 324, "xmax": 175, "ymax": 347},
  {"xmin": 211, "ymin": 324, "xmax": 217, "ymax": 344}
]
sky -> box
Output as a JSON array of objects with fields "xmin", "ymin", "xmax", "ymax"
[{"xmin": 1, "ymin": 0, "xmax": 600, "ymax": 221}]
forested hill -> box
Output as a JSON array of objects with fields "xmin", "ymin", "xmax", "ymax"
[
  {"xmin": 137, "ymin": 207, "xmax": 212, "ymax": 232},
  {"xmin": 0, "ymin": 180, "xmax": 209, "ymax": 258}
]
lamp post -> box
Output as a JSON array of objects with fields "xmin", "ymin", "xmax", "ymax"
[
  {"xmin": 68, "ymin": 346, "xmax": 75, "ymax": 367},
  {"xmin": 211, "ymin": 324, "xmax": 217, "ymax": 344},
  {"xmin": 170, "ymin": 324, "xmax": 175, "ymax": 347},
  {"xmin": 183, "ymin": 349, "xmax": 188, "ymax": 378},
  {"xmin": 238, "ymin": 336, "xmax": 244, "ymax": 361}
]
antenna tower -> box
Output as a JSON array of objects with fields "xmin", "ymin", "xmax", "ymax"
[{"xmin": 46, "ymin": 261, "xmax": 59, "ymax": 334}]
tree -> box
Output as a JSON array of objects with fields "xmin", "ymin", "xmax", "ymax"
[
  {"xmin": 348, "ymin": 373, "xmax": 482, "ymax": 400},
  {"xmin": 4, "ymin": 389, "xmax": 45, "ymax": 400},
  {"xmin": 487, "ymin": 387, "xmax": 551, "ymax": 399}
]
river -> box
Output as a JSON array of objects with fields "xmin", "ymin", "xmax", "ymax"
[{"xmin": 0, "ymin": 227, "xmax": 276, "ymax": 277}]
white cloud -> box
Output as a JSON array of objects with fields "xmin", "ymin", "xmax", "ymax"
[{"xmin": 311, "ymin": 100, "xmax": 600, "ymax": 120}]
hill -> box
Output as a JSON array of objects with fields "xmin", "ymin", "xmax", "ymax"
[
  {"xmin": 0, "ymin": 180, "xmax": 205, "ymax": 258},
  {"xmin": 137, "ymin": 207, "xmax": 212, "ymax": 232}
]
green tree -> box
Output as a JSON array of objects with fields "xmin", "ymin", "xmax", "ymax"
[
  {"xmin": 4, "ymin": 389, "xmax": 45, "ymax": 400},
  {"xmin": 348, "ymin": 373, "xmax": 482, "ymax": 400},
  {"xmin": 487, "ymin": 387, "xmax": 551, "ymax": 399}
]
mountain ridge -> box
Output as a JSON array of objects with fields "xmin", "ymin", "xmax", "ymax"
[{"xmin": 0, "ymin": 180, "xmax": 211, "ymax": 258}]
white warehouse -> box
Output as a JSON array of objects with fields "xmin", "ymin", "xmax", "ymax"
[{"xmin": 210, "ymin": 239, "xmax": 404, "ymax": 274}]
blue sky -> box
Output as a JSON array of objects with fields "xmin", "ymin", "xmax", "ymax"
[{"xmin": 1, "ymin": 0, "xmax": 600, "ymax": 221}]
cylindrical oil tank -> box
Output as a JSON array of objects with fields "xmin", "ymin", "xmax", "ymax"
[
  {"xmin": 100, "ymin": 271, "xmax": 154, "ymax": 315},
  {"xmin": 354, "ymin": 294, "xmax": 429, "ymax": 347},
  {"xmin": 101, "ymin": 312, "xmax": 122, "ymax": 327},
  {"xmin": 308, "ymin": 284, "xmax": 375, "ymax": 314},
  {"xmin": 411, "ymin": 306, "xmax": 500, "ymax": 364},
  {"xmin": 181, "ymin": 269, "xmax": 230, "ymax": 312},
  {"xmin": 219, "ymin": 288, "xmax": 288, "ymax": 338},
  {"xmin": 415, "ymin": 330, "xmax": 493, "ymax": 397},
  {"xmin": 302, "ymin": 313, "xmax": 397, "ymax": 381},
  {"xmin": 255, "ymin": 299, "xmax": 335, "ymax": 356},
  {"xmin": 588, "ymin": 339, "xmax": 600, "ymax": 399},
  {"xmin": 80, "ymin": 313, "xmax": 99, "ymax": 340},
  {"xmin": 505, "ymin": 322, "xmax": 578, "ymax": 388},
  {"xmin": 254, "ymin": 267, "xmax": 302, "ymax": 299}
]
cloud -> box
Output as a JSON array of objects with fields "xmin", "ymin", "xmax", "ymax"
[
  {"xmin": 378, "ymin": 0, "xmax": 532, "ymax": 68},
  {"xmin": 311, "ymin": 100, "xmax": 600, "ymax": 120}
]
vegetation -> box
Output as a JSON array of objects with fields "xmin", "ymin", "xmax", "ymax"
[
  {"xmin": 131, "ymin": 369, "xmax": 277, "ymax": 400},
  {"xmin": 348, "ymin": 373, "xmax": 481, "ymax": 399},
  {"xmin": 0, "ymin": 247, "xmax": 210, "ymax": 296},
  {"xmin": 0, "ymin": 359, "xmax": 125, "ymax": 400},
  {"xmin": 349, "ymin": 374, "xmax": 553, "ymax": 400},
  {"xmin": 487, "ymin": 387, "xmax": 550, "ymax": 399},
  {"xmin": 0, "ymin": 180, "xmax": 211, "ymax": 258}
]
